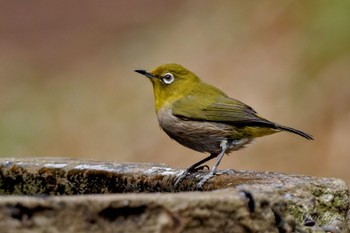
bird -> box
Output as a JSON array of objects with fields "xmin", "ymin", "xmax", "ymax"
[{"xmin": 134, "ymin": 63, "xmax": 313, "ymax": 189}]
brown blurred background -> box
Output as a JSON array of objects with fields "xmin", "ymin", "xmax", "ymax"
[{"xmin": 1, "ymin": 1, "xmax": 349, "ymax": 183}]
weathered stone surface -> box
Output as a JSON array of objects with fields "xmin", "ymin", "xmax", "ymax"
[
  {"xmin": 0, "ymin": 191, "xmax": 296, "ymax": 233},
  {"xmin": 0, "ymin": 158, "xmax": 349, "ymax": 233}
]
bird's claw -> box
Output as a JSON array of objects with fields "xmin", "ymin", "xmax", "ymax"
[
  {"xmin": 174, "ymin": 164, "xmax": 210, "ymax": 187},
  {"xmin": 174, "ymin": 165, "xmax": 220, "ymax": 189},
  {"xmin": 192, "ymin": 165, "xmax": 210, "ymax": 172},
  {"xmin": 174, "ymin": 170, "xmax": 190, "ymax": 187},
  {"xmin": 196, "ymin": 171, "xmax": 215, "ymax": 190}
]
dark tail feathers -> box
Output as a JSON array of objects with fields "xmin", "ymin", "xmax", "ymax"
[{"xmin": 275, "ymin": 124, "xmax": 314, "ymax": 140}]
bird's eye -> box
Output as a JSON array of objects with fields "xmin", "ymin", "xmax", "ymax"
[{"xmin": 162, "ymin": 73, "xmax": 174, "ymax": 84}]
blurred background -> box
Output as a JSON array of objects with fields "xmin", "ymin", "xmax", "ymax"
[{"xmin": 1, "ymin": 1, "xmax": 349, "ymax": 183}]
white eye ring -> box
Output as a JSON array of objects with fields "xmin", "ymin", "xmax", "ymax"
[{"xmin": 162, "ymin": 73, "xmax": 174, "ymax": 84}]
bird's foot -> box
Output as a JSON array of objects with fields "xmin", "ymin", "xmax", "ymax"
[
  {"xmin": 196, "ymin": 171, "xmax": 215, "ymax": 190},
  {"xmin": 215, "ymin": 169, "xmax": 236, "ymax": 175},
  {"xmin": 196, "ymin": 169, "xmax": 236, "ymax": 189},
  {"xmin": 174, "ymin": 169, "xmax": 190, "ymax": 187},
  {"xmin": 174, "ymin": 165, "xmax": 210, "ymax": 187}
]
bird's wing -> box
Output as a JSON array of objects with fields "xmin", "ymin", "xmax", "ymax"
[{"xmin": 172, "ymin": 95, "xmax": 274, "ymax": 126}]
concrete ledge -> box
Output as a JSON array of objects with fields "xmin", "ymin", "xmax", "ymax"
[{"xmin": 0, "ymin": 158, "xmax": 349, "ymax": 232}]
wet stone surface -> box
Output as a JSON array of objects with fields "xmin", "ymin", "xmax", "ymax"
[{"xmin": 0, "ymin": 158, "xmax": 349, "ymax": 233}]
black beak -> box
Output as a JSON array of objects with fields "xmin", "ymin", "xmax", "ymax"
[{"xmin": 134, "ymin": 69, "xmax": 156, "ymax": 79}]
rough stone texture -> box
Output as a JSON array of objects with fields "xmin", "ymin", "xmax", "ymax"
[{"xmin": 0, "ymin": 158, "xmax": 349, "ymax": 233}]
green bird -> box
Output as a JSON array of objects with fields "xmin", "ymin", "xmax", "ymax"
[{"xmin": 135, "ymin": 63, "xmax": 313, "ymax": 189}]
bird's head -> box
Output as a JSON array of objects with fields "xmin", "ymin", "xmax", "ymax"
[{"xmin": 135, "ymin": 63, "xmax": 201, "ymax": 110}]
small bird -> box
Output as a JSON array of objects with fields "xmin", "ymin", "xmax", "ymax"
[{"xmin": 135, "ymin": 64, "xmax": 313, "ymax": 189}]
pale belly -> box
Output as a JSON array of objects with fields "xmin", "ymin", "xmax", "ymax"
[{"xmin": 157, "ymin": 108, "xmax": 254, "ymax": 155}]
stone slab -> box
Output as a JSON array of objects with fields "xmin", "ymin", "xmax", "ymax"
[{"xmin": 0, "ymin": 158, "xmax": 348, "ymax": 232}]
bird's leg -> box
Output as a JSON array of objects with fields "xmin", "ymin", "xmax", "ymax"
[
  {"xmin": 174, "ymin": 153, "xmax": 217, "ymax": 187},
  {"xmin": 196, "ymin": 140, "xmax": 229, "ymax": 189}
]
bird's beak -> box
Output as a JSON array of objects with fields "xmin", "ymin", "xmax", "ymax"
[{"xmin": 134, "ymin": 69, "xmax": 156, "ymax": 79}]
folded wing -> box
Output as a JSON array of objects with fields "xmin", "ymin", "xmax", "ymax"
[{"xmin": 172, "ymin": 94, "xmax": 274, "ymax": 127}]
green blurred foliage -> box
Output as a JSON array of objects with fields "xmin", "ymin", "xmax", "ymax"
[{"xmin": 0, "ymin": 1, "xmax": 349, "ymax": 182}]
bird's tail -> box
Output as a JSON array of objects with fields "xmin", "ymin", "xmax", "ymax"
[{"xmin": 275, "ymin": 124, "xmax": 314, "ymax": 140}]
